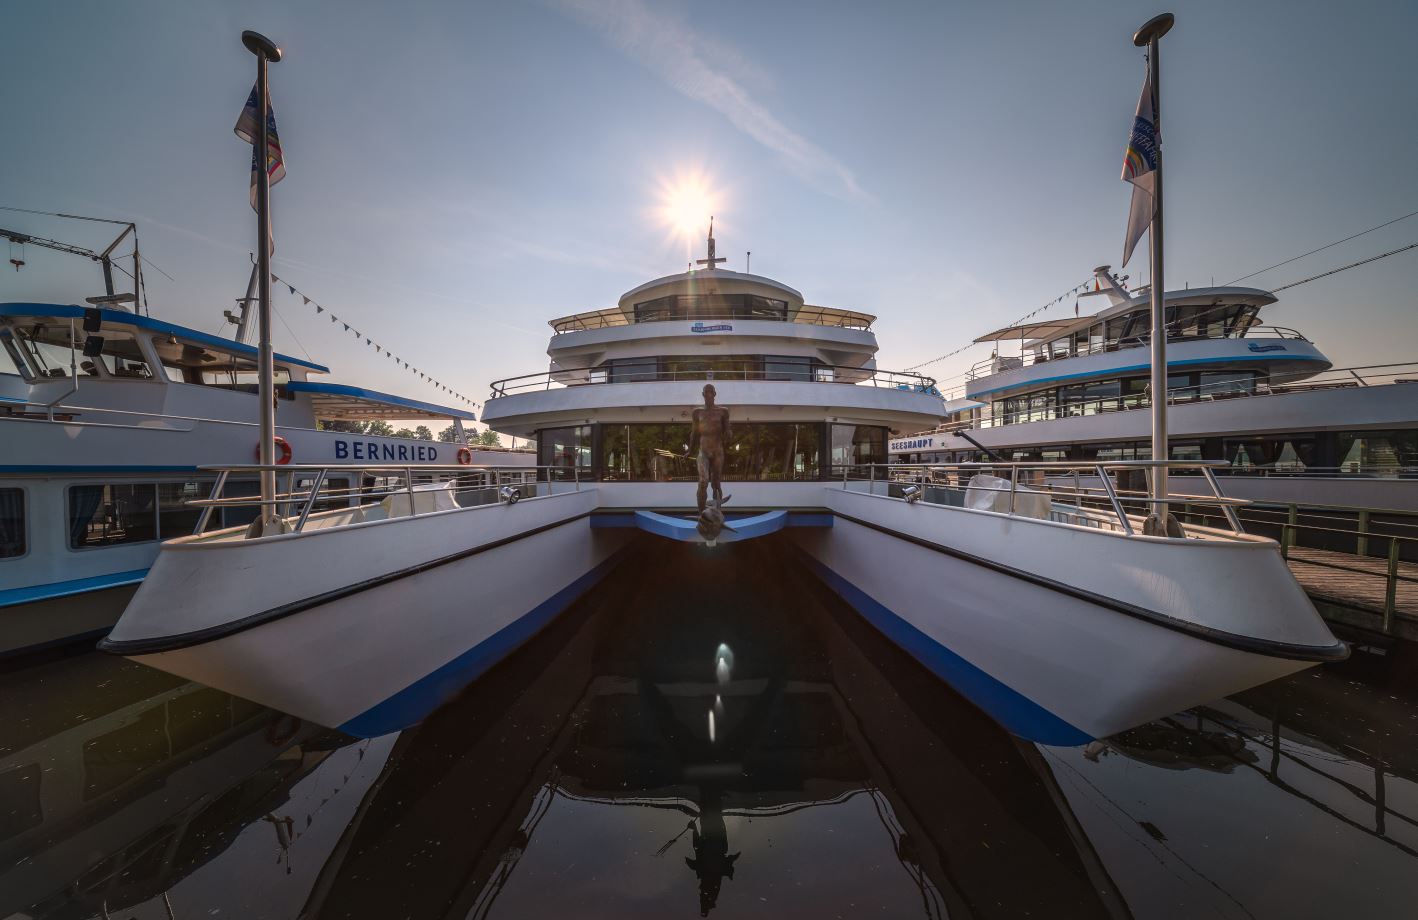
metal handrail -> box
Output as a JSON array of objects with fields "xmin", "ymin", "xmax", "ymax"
[
  {"xmin": 488, "ymin": 362, "xmax": 938, "ymax": 398},
  {"xmin": 549, "ymin": 305, "xmax": 876, "ymax": 333},
  {"xmin": 894, "ymin": 362, "xmax": 1418, "ymax": 436},
  {"xmin": 964, "ymin": 325, "xmax": 1312, "ymax": 380},
  {"xmin": 838, "ymin": 459, "xmax": 1248, "ymax": 540},
  {"xmin": 186, "ymin": 463, "xmax": 569, "ymax": 536}
]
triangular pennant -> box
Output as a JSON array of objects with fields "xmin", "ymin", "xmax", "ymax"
[
  {"xmin": 288, "ymin": 285, "xmax": 295, "ymax": 296},
  {"xmin": 303, "ymin": 296, "xmax": 310, "ymax": 305},
  {"xmin": 342, "ymin": 323, "xmax": 349, "ymax": 332},
  {"xmin": 315, "ymin": 304, "xmax": 323, "ymax": 313}
]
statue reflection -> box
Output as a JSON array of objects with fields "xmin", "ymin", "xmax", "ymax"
[{"xmin": 301, "ymin": 538, "xmax": 1127, "ymax": 919}]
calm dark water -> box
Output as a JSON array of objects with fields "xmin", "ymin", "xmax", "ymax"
[{"xmin": 5, "ymin": 536, "xmax": 1418, "ymax": 919}]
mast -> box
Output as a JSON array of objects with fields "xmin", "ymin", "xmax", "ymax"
[
  {"xmin": 242, "ymin": 30, "xmax": 283, "ymax": 538},
  {"xmin": 1133, "ymin": 12, "xmax": 1180, "ymax": 537}
]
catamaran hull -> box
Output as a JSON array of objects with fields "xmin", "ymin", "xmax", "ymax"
[
  {"xmin": 792, "ymin": 491, "xmax": 1346, "ymax": 744},
  {"xmin": 102, "ymin": 492, "xmax": 631, "ymax": 736}
]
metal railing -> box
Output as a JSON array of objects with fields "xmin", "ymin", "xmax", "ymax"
[
  {"xmin": 897, "ymin": 362, "xmax": 1418, "ymax": 435},
  {"xmin": 965, "ymin": 326, "xmax": 1310, "ymax": 380},
  {"xmin": 186, "ymin": 464, "xmax": 569, "ymax": 536},
  {"xmin": 841, "ymin": 460, "xmax": 1248, "ymax": 538},
  {"xmin": 489, "ymin": 362, "xmax": 937, "ymax": 398},
  {"xmin": 549, "ymin": 305, "xmax": 875, "ymax": 333}
]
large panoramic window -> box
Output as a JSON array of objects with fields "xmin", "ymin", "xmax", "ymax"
[
  {"xmin": 0, "ymin": 488, "xmax": 25, "ymax": 558},
  {"xmin": 601, "ymin": 423, "xmax": 694, "ymax": 481},
  {"xmin": 830, "ymin": 424, "xmax": 887, "ymax": 473},
  {"xmin": 631, "ymin": 294, "xmax": 789, "ymax": 324},
  {"xmin": 1336, "ymin": 430, "xmax": 1418, "ymax": 476},
  {"xmin": 599, "ymin": 422, "xmax": 822, "ymax": 481},
  {"xmin": 539, "ymin": 426, "xmax": 593, "ymax": 480}
]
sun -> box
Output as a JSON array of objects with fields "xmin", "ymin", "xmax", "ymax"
[{"xmin": 655, "ymin": 170, "xmax": 719, "ymax": 243}]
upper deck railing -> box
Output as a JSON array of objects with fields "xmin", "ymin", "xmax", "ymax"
[
  {"xmin": 966, "ymin": 326, "xmax": 1310, "ymax": 380},
  {"xmin": 488, "ymin": 361, "xmax": 937, "ymax": 398},
  {"xmin": 550, "ymin": 305, "xmax": 876, "ymax": 334},
  {"xmin": 913, "ymin": 362, "xmax": 1418, "ymax": 434}
]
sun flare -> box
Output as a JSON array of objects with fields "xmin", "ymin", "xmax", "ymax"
[{"xmin": 655, "ymin": 171, "xmax": 719, "ymax": 243}]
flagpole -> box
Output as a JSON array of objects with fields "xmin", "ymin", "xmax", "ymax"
[
  {"xmin": 242, "ymin": 30, "xmax": 282, "ymax": 537},
  {"xmin": 1133, "ymin": 12, "xmax": 1179, "ymax": 537}
]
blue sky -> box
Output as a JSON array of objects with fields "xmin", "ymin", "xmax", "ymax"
[{"xmin": 4, "ymin": 0, "xmax": 1415, "ymax": 414}]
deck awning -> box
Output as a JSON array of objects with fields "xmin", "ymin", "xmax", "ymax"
[
  {"xmin": 285, "ymin": 381, "xmax": 477, "ymax": 422},
  {"xmin": 973, "ymin": 318, "xmax": 1082, "ymax": 344}
]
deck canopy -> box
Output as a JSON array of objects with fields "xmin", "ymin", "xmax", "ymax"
[
  {"xmin": 285, "ymin": 381, "xmax": 476, "ymax": 422},
  {"xmin": 1, "ymin": 302, "xmax": 330, "ymax": 374},
  {"xmin": 973, "ymin": 318, "xmax": 1083, "ymax": 344}
]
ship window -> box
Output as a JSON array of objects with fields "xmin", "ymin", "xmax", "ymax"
[
  {"xmin": 0, "ymin": 488, "xmax": 25, "ymax": 559},
  {"xmin": 830, "ymin": 424, "xmax": 887, "ymax": 473},
  {"xmin": 600, "ymin": 423, "xmax": 694, "ymax": 481},
  {"xmin": 631, "ymin": 294, "xmax": 789, "ymax": 324},
  {"xmin": 158, "ymin": 481, "xmax": 213, "ymax": 537},
  {"xmin": 763, "ymin": 356, "xmax": 815, "ymax": 381},
  {"xmin": 68, "ymin": 484, "xmax": 158, "ymax": 549},
  {"xmin": 538, "ymin": 426, "xmax": 593, "ymax": 481},
  {"xmin": 1198, "ymin": 371, "xmax": 1256, "ymax": 398},
  {"xmin": 88, "ymin": 334, "xmax": 153, "ymax": 380},
  {"xmin": 1336, "ymin": 430, "xmax": 1418, "ymax": 476}
]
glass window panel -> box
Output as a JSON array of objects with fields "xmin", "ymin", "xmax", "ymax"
[
  {"xmin": 538, "ymin": 426, "xmax": 594, "ymax": 481},
  {"xmin": 830, "ymin": 424, "xmax": 886, "ymax": 472},
  {"xmin": 0, "ymin": 488, "xmax": 24, "ymax": 558},
  {"xmin": 1199, "ymin": 371, "xmax": 1256, "ymax": 397},
  {"xmin": 158, "ymin": 481, "xmax": 212, "ymax": 538},
  {"xmin": 68, "ymin": 484, "xmax": 157, "ymax": 548}
]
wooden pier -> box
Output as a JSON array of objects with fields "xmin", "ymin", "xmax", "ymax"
[{"xmin": 1286, "ymin": 547, "xmax": 1418, "ymax": 642}]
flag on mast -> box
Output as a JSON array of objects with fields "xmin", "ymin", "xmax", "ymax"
[
  {"xmin": 234, "ymin": 85, "xmax": 286, "ymax": 251},
  {"xmin": 235, "ymin": 85, "xmax": 286, "ymax": 204},
  {"xmin": 1121, "ymin": 66, "xmax": 1158, "ymax": 268}
]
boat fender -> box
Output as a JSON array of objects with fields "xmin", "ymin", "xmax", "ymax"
[
  {"xmin": 457, "ymin": 447, "xmax": 473, "ymax": 465},
  {"xmin": 265, "ymin": 713, "xmax": 301, "ymax": 746},
  {"xmin": 254, "ymin": 436, "xmax": 294, "ymax": 466}
]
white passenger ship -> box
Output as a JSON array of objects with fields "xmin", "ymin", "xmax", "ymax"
[
  {"xmin": 890, "ymin": 265, "xmax": 1418, "ymax": 509},
  {"xmin": 1, "ymin": 264, "xmax": 525, "ymax": 656},
  {"xmin": 105, "ymin": 231, "xmax": 1345, "ymax": 745}
]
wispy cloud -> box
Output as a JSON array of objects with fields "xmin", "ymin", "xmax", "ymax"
[{"xmin": 553, "ymin": 0, "xmax": 871, "ymax": 203}]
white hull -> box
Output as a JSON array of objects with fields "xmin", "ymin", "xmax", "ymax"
[
  {"xmin": 105, "ymin": 489, "xmax": 630, "ymax": 735},
  {"xmin": 790, "ymin": 488, "xmax": 1344, "ymax": 742}
]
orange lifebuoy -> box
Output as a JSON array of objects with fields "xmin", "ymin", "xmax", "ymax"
[
  {"xmin": 457, "ymin": 447, "xmax": 473, "ymax": 465},
  {"xmin": 255, "ymin": 436, "xmax": 294, "ymax": 465}
]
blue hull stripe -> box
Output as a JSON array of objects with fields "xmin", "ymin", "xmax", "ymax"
[
  {"xmin": 337, "ymin": 550, "xmax": 626, "ymax": 738},
  {"xmin": 0, "ymin": 568, "xmax": 149, "ymax": 608},
  {"xmin": 797, "ymin": 550, "xmax": 1092, "ymax": 746}
]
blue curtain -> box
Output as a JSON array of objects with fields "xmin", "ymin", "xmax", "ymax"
[
  {"xmin": 68, "ymin": 485, "xmax": 105, "ymax": 548},
  {"xmin": 0, "ymin": 489, "xmax": 23, "ymax": 556}
]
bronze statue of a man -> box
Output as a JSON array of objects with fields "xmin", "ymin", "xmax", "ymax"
[{"xmin": 690, "ymin": 383, "xmax": 730, "ymax": 511}]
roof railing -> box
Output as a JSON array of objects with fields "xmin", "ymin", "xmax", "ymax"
[
  {"xmin": 549, "ymin": 305, "xmax": 875, "ymax": 333},
  {"xmin": 901, "ymin": 362, "xmax": 1418, "ymax": 434},
  {"xmin": 488, "ymin": 362, "xmax": 937, "ymax": 398},
  {"xmin": 965, "ymin": 325, "xmax": 1311, "ymax": 380}
]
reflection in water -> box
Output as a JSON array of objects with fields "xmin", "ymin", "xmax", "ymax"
[
  {"xmin": 8, "ymin": 536, "xmax": 1418, "ymax": 918},
  {"xmin": 301, "ymin": 537, "xmax": 1123, "ymax": 919}
]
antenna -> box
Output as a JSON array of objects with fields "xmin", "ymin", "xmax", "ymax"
[{"xmin": 746, "ymin": 251, "xmax": 751, "ymax": 274}]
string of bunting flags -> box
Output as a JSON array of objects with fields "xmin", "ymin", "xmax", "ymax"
[
  {"xmin": 904, "ymin": 276, "xmax": 1100, "ymax": 372},
  {"xmin": 267, "ymin": 271, "xmax": 478, "ymax": 408}
]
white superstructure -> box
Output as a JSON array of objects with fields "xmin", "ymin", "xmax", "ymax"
[
  {"xmin": 890, "ymin": 265, "xmax": 1418, "ymax": 508},
  {"xmin": 1, "ymin": 292, "xmax": 526, "ymax": 656}
]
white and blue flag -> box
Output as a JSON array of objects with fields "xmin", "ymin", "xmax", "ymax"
[{"xmin": 1121, "ymin": 68, "xmax": 1158, "ymax": 268}]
